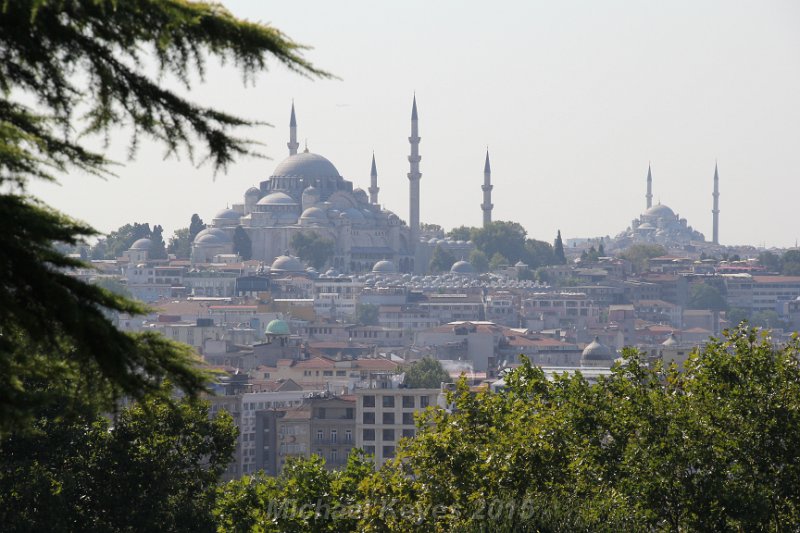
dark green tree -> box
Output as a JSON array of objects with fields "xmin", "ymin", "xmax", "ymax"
[
  {"xmin": 99, "ymin": 222, "xmax": 152, "ymax": 259},
  {"xmin": 403, "ymin": 358, "xmax": 451, "ymax": 389},
  {"xmin": 554, "ymin": 229, "xmax": 566, "ymax": 264},
  {"xmin": 290, "ymin": 231, "xmax": 335, "ymax": 270},
  {"xmin": 232, "ymin": 225, "xmax": 252, "ymax": 260},
  {"xmin": 168, "ymin": 227, "xmax": 192, "ymax": 259},
  {"xmin": 524, "ymin": 238, "xmax": 555, "ymax": 268},
  {"xmin": 617, "ymin": 243, "xmax": 667, "ymax": 272},
  {"xmin": 468, "ymin": 249, "xmax": 489, "ymax": 273},
  {"xmin": 149, "ymin": 224, "xmax": 167, "ymax": 260},
  {"xmin": 189, "ymin": 214, "xmax": 206, "ymax": 243},
  {"xmin": 429, "ymin": 244, "xmax": 456, "ymax": 273},
  {"xmin": 782, "ymin": 250, "xmax": 800, "ymax": 276},
  {"xmin": 355, "ymin": 303, "xmax": 379, "ymax": 326},
  {"xmin": 488, "ymin": 252, "xmax": 508, "ymax": 270},
  {"xmin": 0, "ymin": 389, "xmax": 236, "ymax": 532},
  {"xmin": 688, "ymin": 282, "xmax": 728, "ymax": 311},
  {"xmin": 470, "ymin": 221, "xmax": 528, "ymax": 264},
  {"xmin": 0, "ymin": 0, "xmax": 327, "ymax": 429},
  {"xmin": 446, "ymin": 225, "xmax": 473, "ymax": 242}
]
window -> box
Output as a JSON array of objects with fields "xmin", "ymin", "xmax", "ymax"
[
  {"xmin": 345, "ymin": 408, "xmax": 354, "ymax": 419},
  {"xmin": 402, "ymin": 412, "xmax": 415, "ymax": 425},
  {"xmin": 420, "ymin": 396, "xmax": 430, "ymax": 408},
  {"xmin": 382, "ymin": 445, "xmax": 395, "ymax": 459},
  {"xmin": 345, "ymin": 429, "xmax": 352, "ymax": 443},
  {"xmin": 363, "ymin": 412, "xmax": 375, "ymax": 424},
  {"xmin": 362, "ymin": 429, "xmax": 375, "ymax": 441},
  {"xmin": 323, "ymin": 370, "xmax": 333, "ymax": 376},
  {"xmin": 364, "ymin": 445, "xmax": 375, "ymax": 456},
  {"xmin": 363, "ymin": 395, "xmax": 375, "ymax": 408},
  {"xmin": 402, "ymin": 395, "xmax": 415, "ymax": 408},
  {"xmin": 336, "ymin": 370, "xmax": 346, "ymax": 376},
  {"xmin": 382, "ymin": 412, "xmax": 394, "ymax": 424},
  {"xmin": 317, "ymin": 430, "xmax": 324, "ymax": 442},
  {"xmin": 382, "ymin": 395, "xmax": 395, "ymax": 408},
  {"xmin": 402, "ymin": 428, "xmax": 415, "ymax": 439},
  {"xmin": 317, "ymin": 408, "xmax": 326, "ymax": 419},
  {"xmin": 382, "ymin": 429, "xmax": 395, "ymax": 441},
  {"xmin": 330, "ymin": 449, "xmax": 338, "ymax": 463},
  {"xmin": 331, "ymin": 430, "xmax": 337, "ymax": 443}
]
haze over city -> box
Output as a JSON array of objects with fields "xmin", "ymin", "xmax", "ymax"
[{"xmin": 30, "ymin": 0, "xmax": 800, "ymax": 248}]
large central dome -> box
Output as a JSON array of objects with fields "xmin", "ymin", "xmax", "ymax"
[{"xmin": 271, "ymin": 152, "xmax": 341, "ymax": 180}]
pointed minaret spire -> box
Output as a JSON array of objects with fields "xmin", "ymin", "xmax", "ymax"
[
  {"xmin": 369, "ymin": 152, "xmax": 379, "ymax": 205},
  {"xmin": 646, "ymin": 162, "xmax": 653, "ymax": 209},
  {"xmin": 287, "ymin": 101, "xmax": 299, "ymax": 156},
  {"xmin": 407, "ymin": 94, "xmax": 422, "ymax": 259},
  {"xmin": 712, "ymin": 161, "xmax": 720, "ymax": 245},
  {"xmin": 481, "ymin": 149, "xmax": 493, "ymax": 228}
]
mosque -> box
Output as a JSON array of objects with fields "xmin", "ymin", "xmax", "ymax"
[
  {"xmin": 612, "ymin": 163, "xmax": 721, "ymax": 248},
  {"xmin": 191, "ymin": 97, "xmax": 490, "ymax": 274}
]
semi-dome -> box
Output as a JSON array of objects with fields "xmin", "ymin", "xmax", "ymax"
[
  {"xmin": 450, "ymin": 260, "xmax": 475, "ymax": 274},
  {"xmin": 271, "ymin": 152, "xmax": 341, "ymax": 180},
  {"xmin": 581, "ymin": 336, "xmax": 614, "ymax": 363},
  {"xmin": 257, "ymin": 191, "xmax": 298, "ymax": 206},
  {"xmin": 245, "ymin": 187, "xmax": 261, "ymax": 197},
  {"xmin": 353, "ymin": 188, "xmax": 369, "ymax": 204},
  {"xmin": 644, "ymin": 203, "xmax": 676, "ymax": 219},
  {"xmin": 271, "ymin": 255, "xmax": 305, "ymax": 273},
  {"xmin": 372, "ymin": 260, "xmax": 396, "ymax": 274},
  {"xmin": 265, "ymin": 319, "xmax": 290, "ymax": 336},
  {"xmin": 130, "ymin": 238, "xmax": 153, "ymax": 250}
]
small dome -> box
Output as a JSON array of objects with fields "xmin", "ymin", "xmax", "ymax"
[
  {"xmin": 245, "ymin": 187, "xmax": 261, "ymax": 197},
  {"xmin": 194, "ymin": 228, "xmax": 230, "ymax": 243},
  {"xmin": 450, "ymin": 260, "xmax": 475, "ymax": 274},
  {"xmin": 644, "ymin": 203, "xmax": 676, "ymax": 219},
  {"xmin": 638, "ymin": 222, "xmax": 656, "ymax": 230},
  {"xmin": 300, "ymin": 206, "xmax": 328, "ymax": 224},
  {"xmin": 214, "ymin": 208, "xmax": 241, "ymax": 220},
  {"xmin": 344, "ymin": 208, "xmax": 365, "ymax": 221},
  {"xmin": 195, "ymin": 233, "xmax": 229, "ymax": 246},
  {"xmin": 130, "ymin": 238, "xmax": 153, "ymax": 250},
  {"xmin": 353, "ymin": 188, "xmax": 369, "ymax": 204},
  {"xmin": 372, "ymin": 260, "xmax": 396, "ymax": 274},
  {"xmin": 515, "ymin": 261, "xmax": 528, "ymax": 268},
  {"xmin": 271, "ymin": 255, "xmax": 305, "ymax": 273},
  {"xmin": 324, "ymin": 268, "xmax": 340, "ymax": 277},
  {"xmin": 257, "ymin": 191, "xmax": 298, "ymax": 206},
  {"xmin": 271, "ymin": 152, "xmax": 341, "ymax": 180},
  {"xmin": 662, "ymin": 333, "xmax": 679, "ymax": 346},
  {"xmin": 581, "ymin": 336, "xmax": 614, "ymax": 362},
  {"xmin": 265, "ymin": 319, "xmax": 290, "ymax": 336}
]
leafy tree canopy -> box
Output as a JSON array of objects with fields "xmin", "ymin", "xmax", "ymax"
[
  {"xmin": 688, "ymin": 282, "xmax": 728, "ymax": 311},
  {"xmin": 429, "ymin": 244, "xmax": 456, "ymax": 273},
  {"xmin": 554, "ymin": 229, "xmax": 566, "ymax": 264},
  {"xmin": 403, "ymin": 358, "xmax": 451, "ymax": 389},
  {"xmin": 168, "ymin": 227, "xmax": 192, "ymax": 259},
  {"xmin": 617, "ymin": 243, "xmax": 666, "ymax": 271},
  {"xmin": 232, "ymin": 225, "xmax": 252, "ymax": 261},
  {"xmin": 468, "ymin": 249, "xmax": 489, "ymax": 273},
  {"xmin": 290, "ymin": 231, "xmax": 335, "ymax": 270},
  {"xmin": 355, "ymin": 303, "xmax": 379, "ymax": 326}
]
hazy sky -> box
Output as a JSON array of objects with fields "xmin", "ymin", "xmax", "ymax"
[{"xmin": 29, "ymin": 1, "xmax": 800, "ymax": 248}]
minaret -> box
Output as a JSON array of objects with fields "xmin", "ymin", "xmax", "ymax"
[
  {"xmin": 646, "ymin": 163, "xmax": 653, "ymax": 209},
  {"xmin": 712, "ymin": 162, "xmax": 720, "ymax": 245},
  {"xmin": 287, "ymin": 101, "xmax": 299, "ymax": 156},
  {"xmin": 481, "ymin": 149, "xmax": 493, "ymax": 227},
  {"xmin": 369, "ymin": 152, "xmax": 379, "ymax": 205},
  {"xmin": 407, "ymin": 95, "xmax": 422, "ymax": 252}
]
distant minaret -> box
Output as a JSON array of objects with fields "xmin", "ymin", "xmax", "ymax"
[
  {"xmin": 407, "ymin": 95, "xmax": 422, "ymax": 252},
  {"xmin": 712, "ymin": 162, "xmax": 720, "ymax": 244},
  {"xmin": 481, "ymin": 149, "xmax": 493, "ymax": 227},
  {"xmin": 646, "ymin": 163, "xmax": 653, "ymax": 209},
  {"xmin": 369, "ymin": 152, "xmax": 379, "ymax": 205},
  {"xmin": 287, "ymin": 101, "xmax": 299, "ymax": 156}
]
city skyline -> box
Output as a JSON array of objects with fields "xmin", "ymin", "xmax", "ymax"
[{"xmin": 28, "ymin": 0, "xmax": 800, "ymax": 248}]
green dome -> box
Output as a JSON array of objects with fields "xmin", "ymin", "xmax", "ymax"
[{"xmin": 265, "ymin": 319, "xmax": 290, "ymax": 336}]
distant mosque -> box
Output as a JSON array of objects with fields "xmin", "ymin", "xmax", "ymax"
[
  {"xmin": 191, "ymin": 97, "xmax": 490, "ymax": 274},
  {"xmin": 612, "ymin": 163, "xmax": 721, "ymax": 248}
]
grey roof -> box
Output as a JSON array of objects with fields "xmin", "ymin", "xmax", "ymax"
[
  {"xmin": 372, "ymin": 260, "xmax": 397, "ymax": 273},
  {"xmin": 644, "ymin": 203, "xmax": 676, "ymax": 218},
  {"xmin": 245, "ymin": 186, "xmax": 261, "ymax": 197},
  {"xmin": 411, "ymin": 94, "xmax": 418, "ymax": 121},
  {"xmin": 214, "ymin": 208, "xmax": 241, "ymax": 220},
  {"xmin": 484, "ymin": 150, "xmax": 491, "ymax": 173},
  {"xmin": 581, "ymin": 336, "xmax": 614, "ymax": 361},
  {"xmin": 370, "ymin": 153, "xmax": 377, "ymax": 177},
  {"xmin": 289, "ymin": 102, "xmax": 296, "ymax": 127},
  {"xmin": 271, "ymin": 255, "xmax": 305, "ymax": 273},
  {"xmin": 271, "ymin": 152, "xmax": 341, "ymax": 180},
  {"xmin": 450, "ymin": 260, "xmax": 475, "ymax": 274},
  {"xmin": 130, "ymin": 238, "xmax": 152, "ymax": 250}
]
